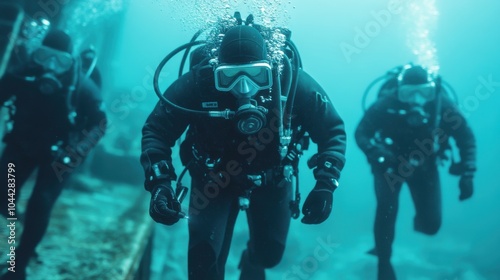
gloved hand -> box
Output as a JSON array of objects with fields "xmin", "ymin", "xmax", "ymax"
[
  {"xmin": 301, "ymin": 178, "xmax": 336, "ymax": 224},
  {"xmin": 149, "ymin": 184, "xmax": 186, "ymax": 225},
  {"xmin": 303, "ymin": 154, "xmax": 341, "ymax": 224},
  {"xmin": 458, "ymin": 175, "xmax": 474, "ymax": 201}
]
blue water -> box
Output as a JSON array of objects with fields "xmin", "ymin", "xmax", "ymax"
[{"xmin": 58, "ymin": 0, "xmax": 500, "ymax": 279}]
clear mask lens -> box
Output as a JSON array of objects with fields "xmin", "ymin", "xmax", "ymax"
[
  {"xmin": 398, "ymin": 83, "xmax": 436, "ymax": 103},
  {"xmin": 33, "ymin": 46, "xmax": 73, "ymax": 74},
  {"xmin": 214, "ymin": 62, "xmax": 273, "ymax": 92}
]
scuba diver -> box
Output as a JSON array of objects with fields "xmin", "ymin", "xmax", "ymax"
[
  {"xmin": 355, "ymin": 64, "xmax": 477, "ymax": 280},
  {"xmin": 0, "ymin": 18, "xmax": 106, "ymax": 279},
  {"xmin": 140, "ymin": 13, "xmax": 346, "ymax": 280}
]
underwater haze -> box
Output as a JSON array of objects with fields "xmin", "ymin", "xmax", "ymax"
[
  {"xmin": 107, "ymin": 0, "xmax": 500, "ymax": 280},
  {"xmin": 2, "ymin": 0, "xmax": 497, "ymax": 279},
  {"xmin": 111, "ymin": 0, "xmax": 500, "ymax": 279}
]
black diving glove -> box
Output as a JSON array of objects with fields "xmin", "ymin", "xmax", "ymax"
[
  {"xmin": 302, "ymin": 156, "xmax": 340, "ymax": 225},
  {"xmin": 149, "ymin": 184, "xmax": 186, "ymax": 225},
  {"xmin": 459, "ymin": 175, "xmax": 474, "ymax": 201},
  {"xmin": 301, "ymin": 177, "xmax": 337, "ymax": 224}
]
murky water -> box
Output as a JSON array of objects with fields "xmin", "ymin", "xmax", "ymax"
[{"xmin": 2, "ymin": 0, "xmax": 498, "ymax": 279}]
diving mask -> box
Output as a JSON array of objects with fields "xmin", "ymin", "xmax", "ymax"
[
  {"xmin": 214, "ymin": 61, "xmax": 273, "ymax": 96},
  {"xmin": 398, "ymin": 82, "xmax": 436, "ymax": 105},
  {"xmin": 32, "ymin": 45, "xmax": 73, "ymax": 74}
]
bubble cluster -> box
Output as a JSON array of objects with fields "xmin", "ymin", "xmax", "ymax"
[
  {"xmin": 403, "ymin": 0, "xmax": 440, "ymax": 73},
  {"xmin": 63, "ymin": 0, "xmax": 124, "ymax": 30},
  {"xmin": 61, "ymin": 0, "xmax": 125, "ymax": 50},
  {"xmin": 154, "ymin": 0, "xmax": 294, "ymax": 66}
]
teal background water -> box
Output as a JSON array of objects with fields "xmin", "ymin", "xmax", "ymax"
[
  {"xmin": 103, "ymin": 1, "xmax": 499, "ymax": 279},
  {"xmin": 9, "ymin": 0, "xmax": 499, "ymax": 279}
]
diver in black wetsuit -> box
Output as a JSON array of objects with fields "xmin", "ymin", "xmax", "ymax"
[
  {"xmin": 141, "ymin": 16, "xmax": 346, "ymax": 280},
  {"xmin": 355, "ymin": 64, "xmax": 476, "ymax": 280},
  {"xmin": 0, "ymin": 27, "xmax": 106, "ymax": 279}
]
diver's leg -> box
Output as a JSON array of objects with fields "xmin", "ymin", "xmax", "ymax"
[
  {"xmin": 407, "ymin": 164, "xmax": 442, "ymax": 235},
  {"xmin": 15, "ymin": 153, "xmax": 67, "ymax": 275},
  {"xmin": 373, "ymin": 170, "xmax": 402, "ymax": 280},
  {"xmin": 239, "ymin": 177, "xmax": 293, "ymax": 280},
  {"xmin": 187, "ymin": 176, "xmax": 240, "ymax": 280},
  {"xmin": 0, "ymin": 144, "xmax": 37, "ymax": 217},
  {"xmin": 0, "ymin": 146, "xmax": 36, "ymax": 279}
]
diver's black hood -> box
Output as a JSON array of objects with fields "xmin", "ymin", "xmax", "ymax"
[
  {"xmin": 219, "ymin": 25, "xmax": 267, "ymax": 64},
  {"xmin": 42, "ymin": 29, "xmax": 73, "ymax": 53}
]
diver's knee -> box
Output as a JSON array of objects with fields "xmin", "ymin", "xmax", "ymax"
[
  {"xmin": 188, "ymin": 241, "xmax": 217, "ymax": 264},
  {"xmin": 414, "ymin": 217, "xmax": 441, "ymax": 235},
  {"xmin": 260, "ymin": 254, "xmax": 283, "ymax": 268},
  {"xmin": 251, "ymin": 242, "xmax": 285, "ymax": 268}
]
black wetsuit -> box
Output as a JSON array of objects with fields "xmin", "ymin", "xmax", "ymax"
[
  {"xmin": 141, "ymin": 67, "xmax": 346, "ymax": 280},
  {"xmin": 0, "ymin": 72, "xmax": 106, "ymax": 273},
  {"xmin": 355, "ymin": 80, "xmax": 476, "ymax": 263}
]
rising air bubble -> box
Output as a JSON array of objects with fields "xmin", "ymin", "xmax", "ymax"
[{"xmin": 402, "ymin": 0, "xmax": 440, "ymax": 73}]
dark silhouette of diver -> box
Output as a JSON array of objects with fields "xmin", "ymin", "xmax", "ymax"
[
  {"xmin": 356, "ymin": 64, "xmax": 476, "ymax": 280},
  {"xmin": 141, "ymin": 15, "xmax": 346, "ymax": 280},
  {"xmin": 0, "ymin": 27, "xmax": 106, "ymax": 279}
]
